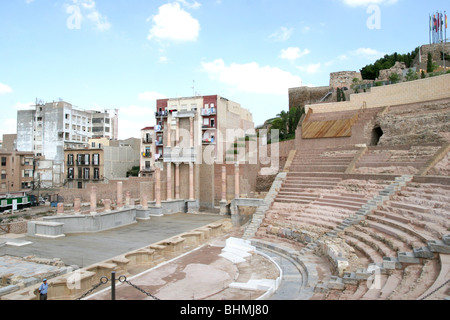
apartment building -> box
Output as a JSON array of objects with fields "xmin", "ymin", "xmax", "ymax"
[
  {"xmin": 140, "ymin": 127, "xmax": 155, "ymax": 177},
  {"xmin": 64, "ymin": 148, "xmax": 104, "ymax": 189},
  {"xmin": 16, "ymin": 100, "xmax": 119, "ymax": 187},
  {"xmin": 0, "ymin": 151, "xmax": 35, "ymax": 194},
  {"xmin": 65, "ymin": 138, "xmax": 140, "ymax": 189}
]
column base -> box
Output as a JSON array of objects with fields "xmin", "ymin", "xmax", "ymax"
[
  {"xmin": 186, "ymin": 200, "xmax": 200, "ymax": 214},
  {"xmin": 220, "ymin": 201, "xmax": 229, "ymax": 215}
]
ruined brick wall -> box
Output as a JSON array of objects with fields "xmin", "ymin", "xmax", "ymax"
[{"xmin": 58, "ymin": 176, "xmax": 153, "ymax": 203}]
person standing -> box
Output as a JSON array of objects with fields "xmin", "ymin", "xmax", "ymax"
[{"xmin": 39, "ymin": 279, "xmax": 49, "ymax": 300}]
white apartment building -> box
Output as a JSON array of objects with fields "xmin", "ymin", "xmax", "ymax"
[{"xmin": 16, "ymin": 100, "xmax": 119, "ymax": 186}]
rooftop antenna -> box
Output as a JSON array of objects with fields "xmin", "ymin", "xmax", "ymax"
[{"xmin": 191, "ymin": 80, "xmax": 195, "ymax": 96}]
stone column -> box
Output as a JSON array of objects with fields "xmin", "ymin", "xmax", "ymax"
[
  {"xmin": 117, "ymin": 181, "xmax": 123, "ymax": 209},
  {"xmin": 90, "ymin": 186, "xmax": 97, "ymax": 214},
  {"xmin": 167, "ymin": 119, "xmax": 171, "ymax": 148},
  {"xmin": 155, "ymin": 167, "xmax": 161, "ymax": 207},
  {"xmin": 176, "ymin": 118, "xmax": 180, "ymax": 147},
  {"xmin": 234, "ymin": 163, "xmax": 240, "ymax": 199},
  {"xmin": 190, "ymin": 116, "xmax": 194, "ymax": 148},
  {"xmin": 189, "ymin": 162, "xmax": 195, "ymax": 201},
  {"xmin": 220, "ymin": 165, "xmax": 228, "ymax": 215},
  {"xmin": 57, "ymin": 203, "xmax": 64, "ymax": 215},
  {"xmin": 125, "ymin": 191, "xmax": 131, "ymax": 208},
  {"xmin": 175, "ymin": 163, "xmax": 180, "ymax": 200},
  {"xmin": 140, "ymin": 182, "xmax": 149, "ymax": 210},
  {"xmin": 221, "ymin": 165, "xmax": 227, "ymax": 202},
  {"xmin": 167, "ymin": 163, "xmax": 172, "ymax": 201},
  {"xmin": 103, "ymin": 199, "xmax": 111, "ymax": 212},
  {"xmin": 74, "ymin": 198, "xmax": 81, "ymax": 215}
]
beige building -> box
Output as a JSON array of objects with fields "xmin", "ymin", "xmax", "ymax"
[
  {"xmin": 140, "ymin": 127, "xmax": 155, "ymax": 177},
  {"xmin": 0, "ymin": 151, "xmax": 35, "ymax": 194},
  {"xmin": 154, "ymin": 95, "xmax": 256, "ymax": 209},
  {"xmin": 64, "ymin": 148, "xmax": 104, "ymax": 189}
]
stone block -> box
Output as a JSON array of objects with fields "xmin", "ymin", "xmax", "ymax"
[
  {"xmin": 427, "ymin": 240, "xmax": 450, "ymax": 254},
  {"xmin": 0, "ymin": 285, "xmax": 19, "ymax": 297},
  {"xmin": 398, "ymin": 252, "xmax": 420, "ymax": 264},
  {"xmin": 342, "ymin": 272, "xmax": 358, "ymax": 285},
  {"xmin": 328, "ymin": 276, "xmax": 345, "ymax": 290},
  {"xmin": 413, "ymin": 246, "xmax": 434, "ymax": 259},
  {"xmin": 382, "ymin": 257, "xmax": 402, "ymax": 270},
  {"xmin": 355, "ymin": 268, "xmax": 372, "ymax": 280},
  {"xmin": 442, "ymin": 235, "xmax": 450, "ymax": 246}
]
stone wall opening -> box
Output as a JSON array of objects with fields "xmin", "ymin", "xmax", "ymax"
[{"xmin": 370, "ymin": 126, "xmax": 384, "ymax": 146}]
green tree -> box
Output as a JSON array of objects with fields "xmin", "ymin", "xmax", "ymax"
[
  {"xmin": 389, "ymin": 72, "xmax": 401, "ymax": 84},
  {"xmin": 269, "ymin": 106, "xmax": 304, "ymax": 142},
  {"xmin": 427, "ymin": 52, "xmax": 435, "ymax": 73},
  {"xmin": 405, "ymin": 69, "xmax": 419, "ymax": 82}
]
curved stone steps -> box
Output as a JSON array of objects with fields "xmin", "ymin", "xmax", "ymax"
[
  {"xmin": 365, "ymin": 215, "xmax": 430, "ymax": 248},
  {"xmin": 343, "ymin": 227, "xmax": 397, "ymax": 258},
  {"xmin": 353, "ymin": 224, "xmax": 410, "ymax": 253},
  {"xmin": 417, "ymin": 253, "xmax": 450, "ymax": 300}
]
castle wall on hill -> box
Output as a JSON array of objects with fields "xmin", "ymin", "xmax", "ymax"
[
  {"xmin": 305, "ymin": 73, "xmax": 450, "ymax": 114},
  {"xmin": 289, "ymin": 86, "xmax": 331, "ymax": 110}
]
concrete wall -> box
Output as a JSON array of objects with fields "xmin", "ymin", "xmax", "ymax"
[
  {"xmin": 16, "ymin": 110, "xmax": 35, "ymax": 153},
  {"xmin": 104, "ymin": 145, "xmax": 140, "ymax": 180},
  {"xmin": 34, "ymin": 209, "xmax": 137, "ymax": 234}
]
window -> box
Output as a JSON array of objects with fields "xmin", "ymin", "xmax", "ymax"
[
  {"xmin": 65, "ymin": 114, "xmax": 70, "ymax": 120},
  {"xmin": 68, "ymin": 168, "xmax": 74, "ymax": 179},
  {"xmin": 1, "ymin": 170, "xmax": 6, "ymax": 180},
  {"xmin": 203, "ymin": 118, "xmax": 209, "ymax": 126},
  {"xmin": 68, "ymin": 154, "xmax": 74, "ymax": 166},
  {"xmin": 84, "ymin": 168, "xmax": 90, "ymax": 180},
  {"xmin": 77, "ymin": 154, "xmax": 83, "ymax": 165},
  {"xmin": 1, "ymin": 157, "xmax": 6, "ymax": 166},
  {"xmin": 210, "ymin": 119, "xmax": 215, "ymax": 128},
  {"xmin": 93, "ymin": 154, "xmax": 100, "ymax": 166},
  {"xmin": 94, "ymin": 168, "xmax": 100, "ymax": 180},
  {"xmin": 78, "ymin": 168, "xmax": 83, "ymax": 179},
  {"xmin": 84, "ymin": 154, "xmax": 90, "ymax": 165}
]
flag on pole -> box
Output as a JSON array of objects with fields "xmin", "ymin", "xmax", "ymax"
[{"xmin": 446, "ymin": 13, "xmax": 448, "ymax": 29}]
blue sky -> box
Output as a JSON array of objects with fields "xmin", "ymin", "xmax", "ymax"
[{"xmin": 0, "ymin": 0, "xmax": 448, "ymax": 139}]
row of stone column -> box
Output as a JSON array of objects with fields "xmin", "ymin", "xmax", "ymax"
[{"xmin": 57, "ymin": 162, "xmax": 240, "ymax": 215}]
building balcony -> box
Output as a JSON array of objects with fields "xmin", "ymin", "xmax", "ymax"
[
  {"xmin": 202, "ymin": 139, "xmax": 216, "ymax": 145},
  {"xmin": 201, "ymin": 108, "xmax": 217, "ymax": 116},
  {"xmin": 142, "ymin": 152, "xmax": 152, "ymax": 158},
  {"xmin": 202, "ymin": 125, "xmax": 216, "ymax": 130},
  {"xmin": 155, "ymin": 111, "xmax": 169, "ymax": 118},
  {"xmin": 163, "ymin": 147, "xmax": 197, "ymax": 163},
  {"xmin": 142, "ymin": 138, "xmax": 153, "ymax": 144},
  {"xmin": 155, "ymin": 140, "xmax": 164, "ymax": 146}
]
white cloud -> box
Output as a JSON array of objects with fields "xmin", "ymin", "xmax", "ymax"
[
  {"xmin": 0, "ymin": 83, "xmax": 13, "ymax": 95},
  {"xmin": 67, "ymin": 0, "xmax": 111, "ymax": 31},
  {"xmin": 148, "ymin": 2, "xmax": 200, "ymax": 42},
  {"xmin": 297, "ymin": 63, "xmax": 322, "ymax": 74},
  {"xmin": 350, "ymin": 47, "xmax": 385, "ymax": 59},
  {"xmin": 339, "ymin": 0, "xmax": 398, "ymax": 7},
  {"xmin": 138, "ymin": 91, "xmax": 167, "ymax": 102},
  {"xmin": 269, "ymin": 27, "xmax": 294, "ymax": 42},
  {"xmin": 118, "ymin": 105, "xmax": 158, "ymax": 139},
  {"xmin": 201, "ymin": 59, "xmax": 302, "ymax": 95},
  {"xmin": 280, "ymin": 47, "xmax": 310, "ymax": 61}
]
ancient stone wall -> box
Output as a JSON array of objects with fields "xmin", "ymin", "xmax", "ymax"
[
  {"xmin": 330, "ymin": 71, "xmax": 362, "ymax": 89},
  {"xmin": 289, "ymin": 86, "xmax": 331, "ymax": 110}
]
